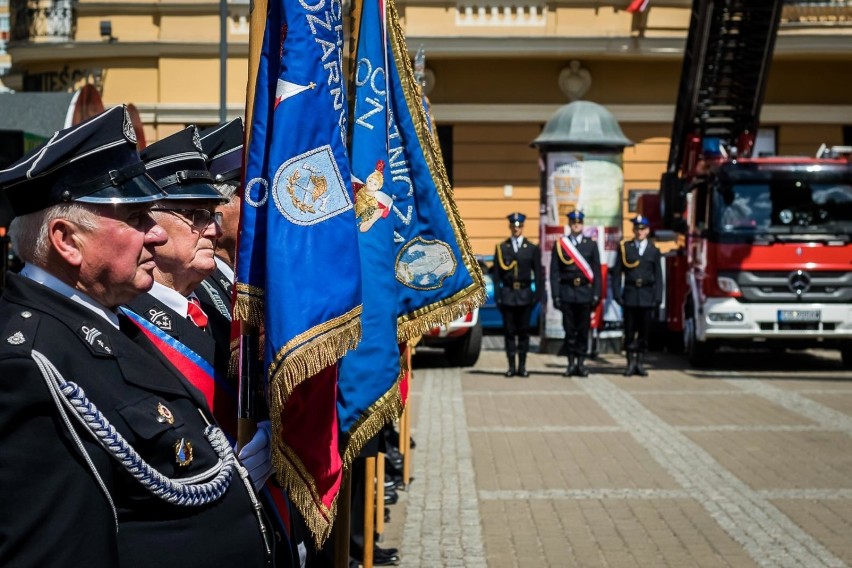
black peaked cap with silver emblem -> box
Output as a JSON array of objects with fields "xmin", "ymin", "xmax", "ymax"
[
  {"xmin": 140, "ymin": 126, "xmax": 226, "ymax": 202},
  {"xmin": 0, "ymin": 105, "xmax": 166, "ymax": 216},
  {"xmin": 198, "ymin": 118, "xmax": 244, "ymax": 184}
]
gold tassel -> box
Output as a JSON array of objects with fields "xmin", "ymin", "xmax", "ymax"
[{"xmin": 234, "ymin": 283, "xmax": 265, "ymax": 328}]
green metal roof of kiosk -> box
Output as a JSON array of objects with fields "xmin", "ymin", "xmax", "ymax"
[{"xmin": 531, "ymin": 101, "xmax": 634, "ymax": 149}]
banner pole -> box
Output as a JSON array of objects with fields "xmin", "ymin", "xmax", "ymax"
[
  {"xmin": 375, "ymin": 452, "xmax": 385, "ymax": 539},
  {"xmin": 334, "ymin": 473, "xmax": 352, "ymax": 568},
  {"xmin": 402, "ymin": 345, "xmax": 412, "ymax": 487},
  {"xmin": 363, "ymin": 456, "xmax": 376, "ymax": 568}
]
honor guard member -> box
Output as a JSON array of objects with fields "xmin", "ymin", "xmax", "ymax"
[
  {"xmin": 612, "ymin": 214, "xmax": 663, "ymax": 376},
  {"xmin": 0, "ymin": 106, "xmax": 272, "ymax": 567},
  {"xmin": 132, "ymin": 124, "xmax": 276, "ymax": 497},
  {"xmin": 549, "ymin": 210, "xmax": 602, "ymax": 377},
  {"xmin": 197, "ymin": 119, "xmax": 243, "ymax": 327},
  {"xmin": 196, "ymin": 120, "xmax": 242, "ymax": 387},
  {"xmin": 127, "ymin": 126, "xmax": 228, "ymax": 364},
  {"xmin": 492, "ymin": 212, "xmax": 542, "ymax": 377}
]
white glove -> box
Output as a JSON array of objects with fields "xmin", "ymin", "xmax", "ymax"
[{"xmin": 237, "ymin": 420, "xmax": 274, "ymax": 491}]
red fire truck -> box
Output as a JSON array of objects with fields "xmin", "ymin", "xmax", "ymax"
[{"xmin": 659, "ymin": 0, "xmax": 852, "ymax": 368}]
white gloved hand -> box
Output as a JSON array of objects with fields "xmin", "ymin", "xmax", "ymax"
[{"xmin": 237, "ymin": 420, "xmax": 274, "ymax": 491}]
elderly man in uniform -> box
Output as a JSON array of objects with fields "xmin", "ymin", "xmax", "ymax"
[
  {"xmin": 550, "ymin": 210, "xmax": 601, "ymax": 377},
  {"xmin": 197, "ymin": 118, "xmax": 243, "ymax": 324},
  {"xmin": 0, "ymin": 107, "xmax": 271, "ymax": 567},
  {"xmin": 125, "ymin": 127, "xmax": 228, "ymax": 365},
  {"xmin": 492, "ymin": 212, "xmax": 542, "ymax": 377},
  {"xmin": 130, "ymin": 124, "xmax": 276, "ymax": 498},
  {"xmin": 612, "ymin": 214, "xmax": 663, "ymax": 376}
]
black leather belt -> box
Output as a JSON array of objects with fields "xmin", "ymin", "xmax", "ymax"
[
  {"xmin": 511, "ymin": 282, "xmax": 530, "ymax": 289},
  {"xmin": 561, "ymin": 278, "xmax": 587, "ymax": 287},
  {"xmin": 629, "ymin": 278, "xmax": 648, "ymax": 288}
]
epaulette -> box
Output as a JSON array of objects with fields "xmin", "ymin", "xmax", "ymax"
[{"xmin": 1, "ymin": 309, "xmax": 42, "ymax": 355}]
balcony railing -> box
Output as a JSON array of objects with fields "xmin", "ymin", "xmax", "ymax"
[{"xmin": 10, "ymin": 0, "xmax": 74, "ymax": 43}]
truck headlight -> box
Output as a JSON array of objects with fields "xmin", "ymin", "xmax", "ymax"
[{"xmin": 716, "ymin": 276, "xmax": 741, "ymax": 295}]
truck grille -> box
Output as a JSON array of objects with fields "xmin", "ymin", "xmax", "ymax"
[{"xmin": 727, "ymin": 270, "xmax": 852, "ymax": 303}]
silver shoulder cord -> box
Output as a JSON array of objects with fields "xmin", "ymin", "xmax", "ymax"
[{"xmin": 30, "ymin": 349, "xmax": 274, "ymax": 562}]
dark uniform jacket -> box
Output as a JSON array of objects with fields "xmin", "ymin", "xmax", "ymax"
[
  {"xmin": 549, "ymin": 236, "xmax": 602, "ymax": 306},
  {"xmin": 0, "ymin": 274, "xmax": 267, "ymax": 568},
  {"xmin": 194, "ymin": 265, "xmax": 235, "ymax": 381},
  {"xmin": 612, "ymin": 239, "xmax": 663, "ymax": 307},
  {"xmin": 126, "ymin": 292, "xmax": 216, "ymax": 365},
  {"xmin": 492, "ymin": 237, "xmax": 543, "ymax": 307}
]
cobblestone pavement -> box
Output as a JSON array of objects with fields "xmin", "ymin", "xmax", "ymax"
[{"xmin": 377, "ymin": 337, "xmax": 852, "ymax": 567}]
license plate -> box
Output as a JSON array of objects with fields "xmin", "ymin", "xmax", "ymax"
[{"xmin": 778, "ymin": 309, "xmax": 821, "ymax": 322}]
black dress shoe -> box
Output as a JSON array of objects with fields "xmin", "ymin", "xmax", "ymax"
[
  {"xmin": 384, "ymin": 506, "xmax": 391, "ymax": 523},
  {"xmin": 384, "ymin": 489, "xmax": 398, "ymax": 505},
  {"xmin": 372, "ymin": 547, "xmax": 401, "ymax": 566}
]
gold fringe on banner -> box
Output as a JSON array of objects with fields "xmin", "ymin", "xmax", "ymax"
[
  {"xmin": 339, "ymin": 376, "xmax": 405, "ymax": 470},
  {"xmin": 397, "ymin": 285, "xmax": 486, "ymax": 344},
  {"xmin": 234, "ymin": 282, "xmax": 265, "ymax": 328},
  {"xmin": 272, "ymin": 439, "xmax": 338, "ymax": 547},
  {"xmin": 268, "ymin": 305, "xmax": 362, "ymax": 398}
]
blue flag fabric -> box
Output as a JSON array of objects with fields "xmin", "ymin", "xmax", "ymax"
[
  {"xmin": 337, "ymin": 0, "xmax": 403, "ymax": 466},
  {"xmin": 385, "ymin": 0, "xmax": 485, "ymax": 340},
  {"xmin": 236, "ymin": 0, "xmax": 361, "ymax": 546}
]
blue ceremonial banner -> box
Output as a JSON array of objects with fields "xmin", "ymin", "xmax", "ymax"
[
  {"xmin": 237, "ymin": 0, "xmax": 361, "ymax": 546},
  {"xmin": 337, "ymin": 0, "xmax": 403, "ymax": 466},
  {"xmin": 384, "ymin": 0, "xmax": 485, "ymax": 339}
]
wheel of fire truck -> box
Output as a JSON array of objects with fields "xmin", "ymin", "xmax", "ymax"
[
  {"xmin": 841, "ymin": 344, "xmax": 852, "ymax": 370},
  {"xmin": 684, "ymin": 305, "xmax": 713, "ymax": 367},
  {"xmin": 445, "ymin": 320, "xmax": 483, "ymax": 367},
  {"xmin": 665, "ymin": 330, "xmax": 684, "ymax": 354}
]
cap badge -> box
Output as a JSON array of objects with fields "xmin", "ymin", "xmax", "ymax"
[
  {"xmin": 157, "ymin": 402, "xmax": 175, "ymax": 424},
  {"xmin": 123, "ymin": 108, "xmax": 137, "ymax": 144},
  {"xmin": 147, "ymin": 308, "xmax": 173, "ymax": 331},
  {"xmin": 174, "ymin": 438, "xmax": 194, "ymax": 467},
  {"xmin": 192, "ymin": 129, "xmax": 203, "ymax": 153},
  {"xmin": 6, "ymin": 332, "xmax": 25, "ymax": 345}
]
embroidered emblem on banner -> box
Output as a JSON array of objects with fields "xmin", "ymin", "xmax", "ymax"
[
  {"xmin": 244, "ymin": 178, "xmax": 269, "ymax": 208},
  {"xmin": 395, "ymin": 237, "xmax": 457, "ymax": 290},
  {"xmin": 79, "ymin": 324, "xmax": 113, "ymax": 355},
  {"xmin": 147, "ymin": 308, "xmax": 173, "ymax": 331},
  {"xmin": 272, "ymin": 145, "xmax": 352, "ymax": 226}
]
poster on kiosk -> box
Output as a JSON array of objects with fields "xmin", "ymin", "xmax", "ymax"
[{"xmin": 541, "ymin": 152, "xmax": 624, "ymax": 347}]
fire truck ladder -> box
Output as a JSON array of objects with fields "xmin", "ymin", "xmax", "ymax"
[{"xmin": 666, "ymin": 0, "xmax": 785, "ymax": 177}]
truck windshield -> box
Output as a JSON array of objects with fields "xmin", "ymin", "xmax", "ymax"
[{"xmin": 712, "ymin": 171, "xmax": 852, "ymax": 235}]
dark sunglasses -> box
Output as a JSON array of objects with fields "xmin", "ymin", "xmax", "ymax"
[{"xmin": 151, "ymin": 207, "xmax": 223, "ymax": 230}]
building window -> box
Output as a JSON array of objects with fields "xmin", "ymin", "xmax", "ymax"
[{"xmin": 437, "ymin": 124, "xmax": 453, "ymax": 187}]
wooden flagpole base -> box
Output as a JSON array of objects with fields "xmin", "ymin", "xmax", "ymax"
[
  {"xmin": 363, "ymin": 456, "xmax": 376, "ymax": 568},
  {"xmin": 375, "ymin": 452, "xmax": 385, "ymax": 539},
  {"xmin": 334, "ymin": 473, "xmax": 352, "ymax": 568}
]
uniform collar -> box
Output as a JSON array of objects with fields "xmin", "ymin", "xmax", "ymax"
[
  {"xmin": 214, "ymin": 256, "xmax": 234, "ymax": 285},
  {"xmin": 20, "ymin": 263, "xmax": 120, "ymax": 329},
  {"xmin": 148, "ymin": 281, "xmax": 191, "ymax": 318}
]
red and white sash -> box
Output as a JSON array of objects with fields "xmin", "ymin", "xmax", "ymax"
[{"xmin": 559, "ymin": 237, "xmax": 594, "ymax": 282}]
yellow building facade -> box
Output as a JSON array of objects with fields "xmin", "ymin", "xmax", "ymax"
[{"xmin": 4, "ymin": 0, "xmax": 852, "ymax": 253}]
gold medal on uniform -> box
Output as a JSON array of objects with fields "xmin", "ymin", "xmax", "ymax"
[
  {"xmin": 157, "ymin": 402, "xmax": 175, "ymax": 424},
  {"xmin": 174, "ymin": 438, "xmax": 193, "ymax": 467}
]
